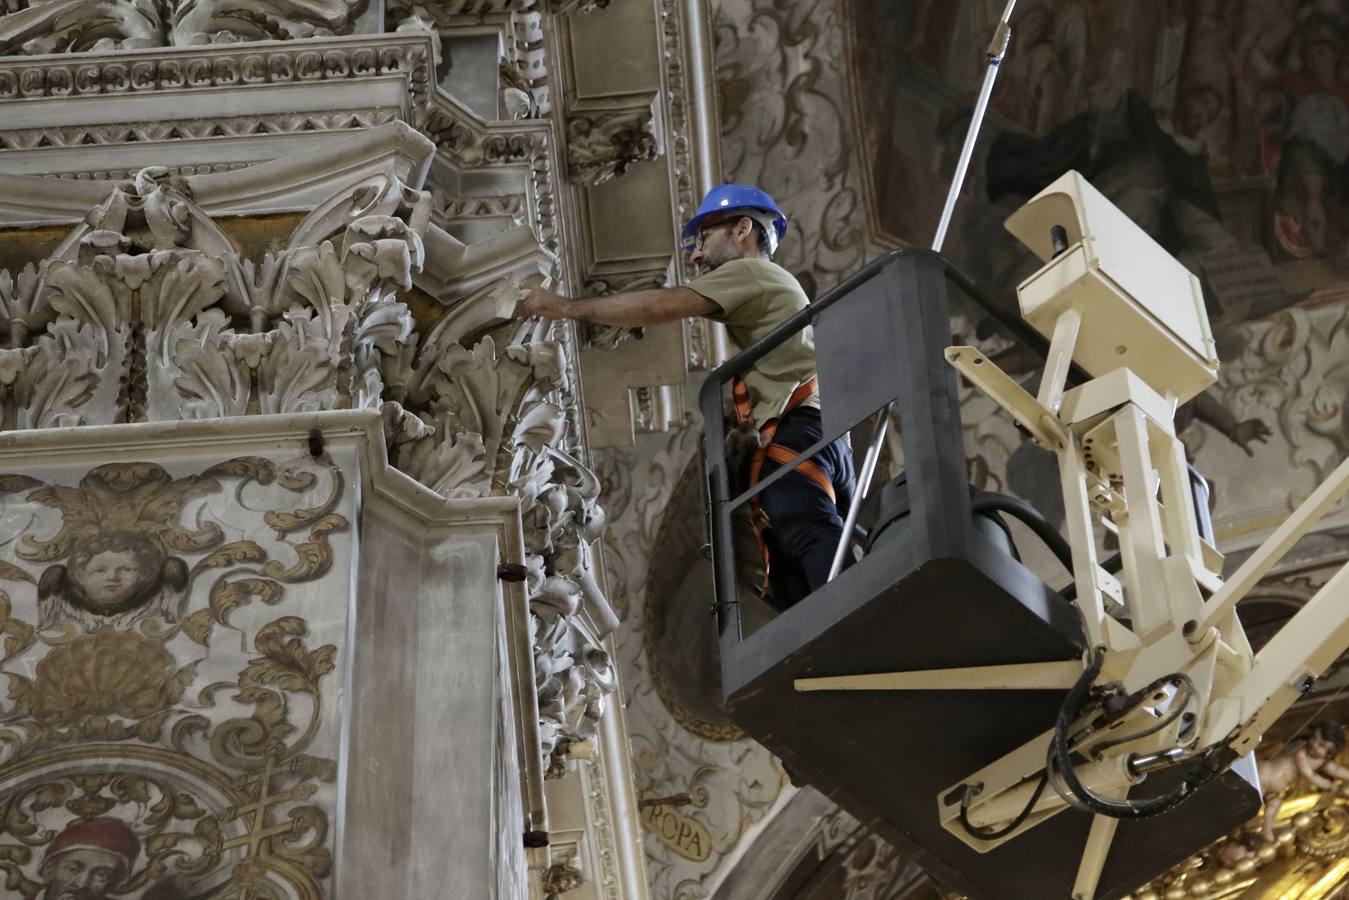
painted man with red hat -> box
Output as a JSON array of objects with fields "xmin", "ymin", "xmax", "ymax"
[{"xmin": 39, "ymin": 817, "xmax": 139, "ymax": 900}]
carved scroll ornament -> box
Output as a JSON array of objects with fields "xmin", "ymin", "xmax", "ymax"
[{"xmin": 0, "ymin": 0, "xmax": 371, "ymax": 55}]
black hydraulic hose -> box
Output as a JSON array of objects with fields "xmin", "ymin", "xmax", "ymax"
[
  {"xmin": 958, "ymin": 772, "xmax": 1051, "ymax": 842},
  {"xmin": 1089, "ymin": 674, "xmax": 1195, "ymax": 759},
  {"xmin": 970, "ymin": 492, "xmax": 1073, "ymax": 572},
  {"xmin": 1053, "ymin": 648, "xmax": 1218, "ymax": 819}
]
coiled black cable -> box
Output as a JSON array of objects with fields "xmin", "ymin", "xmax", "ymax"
[
  {"xmin": 957, "ymin": 772, "xmax": 1051, "ymax": 841},
  {"xmin": 1052, "ymin": 649, "xmax": 1220, "ymax": 819}
]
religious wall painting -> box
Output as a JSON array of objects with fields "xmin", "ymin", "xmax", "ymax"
[
  {"xmin": 848, "ymin": 0, "xmax": 1349, "ymax": 311},
  {"xmin": 839, "ymin": 0, "xmax": 1349, "ymax": 534},
  {"xmin": 1158, "ymin": 0, "xmax": 1349, "ymax": 271},
  {"xmin": 0, "ymin": 455, "xmax": 350, "ymax": 898},
  {"xmin": 843, "ymin": 0, "xmax": 1148, "ymax": 252}
]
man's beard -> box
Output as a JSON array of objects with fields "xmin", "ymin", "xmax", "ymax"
[
  {"xmin": 48, "ymin": 889, "xmax": 99, "ymax": 900},
  {"xmin": 696, "ymin": 245, "xmax": 743, "ymax": 275}
]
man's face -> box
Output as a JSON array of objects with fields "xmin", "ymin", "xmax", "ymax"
[
  {"xmin": 71, "ymin": 550, "xmax": 152, "ymax": 609},
  {"xmin": 688, "ymin": 220, "xmax": 746, "ymax": 275},
  {"xmin": 40, "ymin": 849, "xmax": 124, "ymax": 899}
]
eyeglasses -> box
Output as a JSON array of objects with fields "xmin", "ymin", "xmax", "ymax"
[{"xmin": 685, "ymin": 219, "xmax": 733, "ymax": 254}]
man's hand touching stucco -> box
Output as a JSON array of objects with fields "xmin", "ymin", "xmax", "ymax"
[{"xmin": 514, "ymin": 286, "xmax": 573, "ymax": 320}]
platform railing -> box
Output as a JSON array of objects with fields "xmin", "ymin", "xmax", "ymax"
[{"xmin": 698, "ymin": 249, "xmax": 1073, "ymax": 645}]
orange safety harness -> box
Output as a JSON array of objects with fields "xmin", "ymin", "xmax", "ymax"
[{"xmin": 733, "ymin": 374, "xmax": 836, "ymax": 597}]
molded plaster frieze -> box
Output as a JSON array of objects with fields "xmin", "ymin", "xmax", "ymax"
[
  {"xmin": 564, "ymin": 100, "xmax": 662, "ymax": 187},
  {"xmin": 0, "ymin": 122, "xmax": 437, "ymax": 228},
  {"xmin": 431, "ymin": 186, "xmax": 529, "ymax": 226},
  {"xmin": 541, "ymin": 861, "xmax": 587, "ymax": 899},
  {"xmin": 0, "ymin": 0, "xmax": 372, "ymax": 54},
  {"xmin": 0, "ymin": 167, "xmax": 432, "ymax": 428},
  {"xmin": 396, "ymin": 0, "xmax": 533, "ymax": 14},
  {"xmin": 530, "ymin": 131, "xmax": 563, "ymax": 269},
  {"xmin": 0, "ymin": 107, "xmax": 399, "ymax": 153},
  {"xmin": 683, "ymin": 316, "xmax": 730, "ymax": 373},
  {"xmin": 0, "ymin": 32, "xmax": 435, "ymax": 102},
  {"xmin": 0, "ymin": 32, "xmax": 438, "ymax": 178},
  {"xmin": 651, "ymin": 0, "xmax": 726, "ymax": 375},
  {"xmin": 543, "ymin": 0, "xmax": 614, "ymax": 13},
  {"xmin": 388, "ymin": 0, "xmax": 612, "ymax": 16},
  {"xmin": 419, "ymin": 92, "xmax": 551, "ymax": 169},
  {"xmin": 536, "ymin": 732, "xmax": 632, "ymax": 899},
  {"xmin": 49, "ymin": 162, "xmax": 252, "ymax": 181},
  {"xmin": 658, "ymin": 0, "xmax": 697, "ymax": 266},
  {"xmin": 409, "ymin": 96, "xmax": 568, "ymax": 297}
]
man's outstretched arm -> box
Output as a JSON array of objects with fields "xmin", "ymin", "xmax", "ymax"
[{"xmin": 514, "ymin": 285, "xmax": 717, "ymax": 327}]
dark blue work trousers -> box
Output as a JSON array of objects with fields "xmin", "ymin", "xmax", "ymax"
[{"xmin": 757, "ymin": 407, "xmax": 855, "ymax": 609}]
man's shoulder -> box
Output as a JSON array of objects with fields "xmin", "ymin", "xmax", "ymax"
[{"xmin": 736, "ymin": 258, "xmax": 808, "ymax": 297}]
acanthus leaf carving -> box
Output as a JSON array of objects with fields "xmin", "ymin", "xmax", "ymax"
[
  {"xmin": 254, "ymin": 310, "xmax": 340, "ymax": 416},
  {"xmin": 0, "ymin": 0, "xmax": 372, "ymax": 56},
  {"xmin": 170, "ymin": 310, "xmax": 251, "ymax": 420},
  {"xmin": 14, "ymin": 320, "xmax": 107, "ymax": 430},
  {"xmin": 0, "ymin": 262, "xmax": 53, "ymax": 348},
  {"xmin": 2, "ymin": 160, "xmax": 614, "ymax": 778}
]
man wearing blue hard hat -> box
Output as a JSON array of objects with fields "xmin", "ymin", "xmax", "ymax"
[{"xmin": 515, "ymin": 183, "xmax": 854, "ymax": 608}]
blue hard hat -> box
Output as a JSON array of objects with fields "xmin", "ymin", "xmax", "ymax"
[{"xmin": 681, "ymin": 184, "xmax": 788, "ymax": 254}]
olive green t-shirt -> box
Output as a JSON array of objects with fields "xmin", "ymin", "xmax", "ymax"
[{"xmin": 689, "ymin": 257, "xmax": 820, "ymax": 427}]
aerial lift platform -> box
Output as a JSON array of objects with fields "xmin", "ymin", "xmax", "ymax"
[{"xmin": 699, "ymin": 170, "xmax": 1349, "ymax": 899}]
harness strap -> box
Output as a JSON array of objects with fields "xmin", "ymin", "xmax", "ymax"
[
  {"xmin": 733, "ymin": 375, "xmax": 819, "ymax": 433},
  {"xmin": 731, "ymin": 375, "xmax": 830, "ymax": 598},
  {"xmin": 762, "ymin": 445, "xmax": 836, "ymax": 503}
]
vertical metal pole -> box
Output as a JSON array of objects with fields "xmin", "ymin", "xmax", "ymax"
[
  {"xmin": 828, "ymin": 404, "xmax": 891, "ymax": 581},
  {"xmin": 828, "ymin": 3, "xmax": 1019, "ymax": 583},
  {"xmin": 932, "ymin": 0, "xmax": 1018, "ymax": 254}
]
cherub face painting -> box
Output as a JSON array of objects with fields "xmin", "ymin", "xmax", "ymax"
[{"xmin": 67, "ymin": 533, "xmax": 163, "ymax": 615}]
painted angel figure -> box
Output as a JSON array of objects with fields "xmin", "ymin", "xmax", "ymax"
[
  {"xmin": 1256, "ymin": 722, "xmax": 1349, "ymax": 842},
  {"xmin": 37, "ymin": 531, "xmax": 188, "ymax": 633}
]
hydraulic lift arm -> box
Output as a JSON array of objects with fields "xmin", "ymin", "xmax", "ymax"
[{"xmin": 794, "ymin": 171, "xmax": 1349, "ymax": 899}]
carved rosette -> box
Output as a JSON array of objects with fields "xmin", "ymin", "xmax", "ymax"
[{"xmin": 0, "ymin": 166, "xmax": 615, "ymax": 774}]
